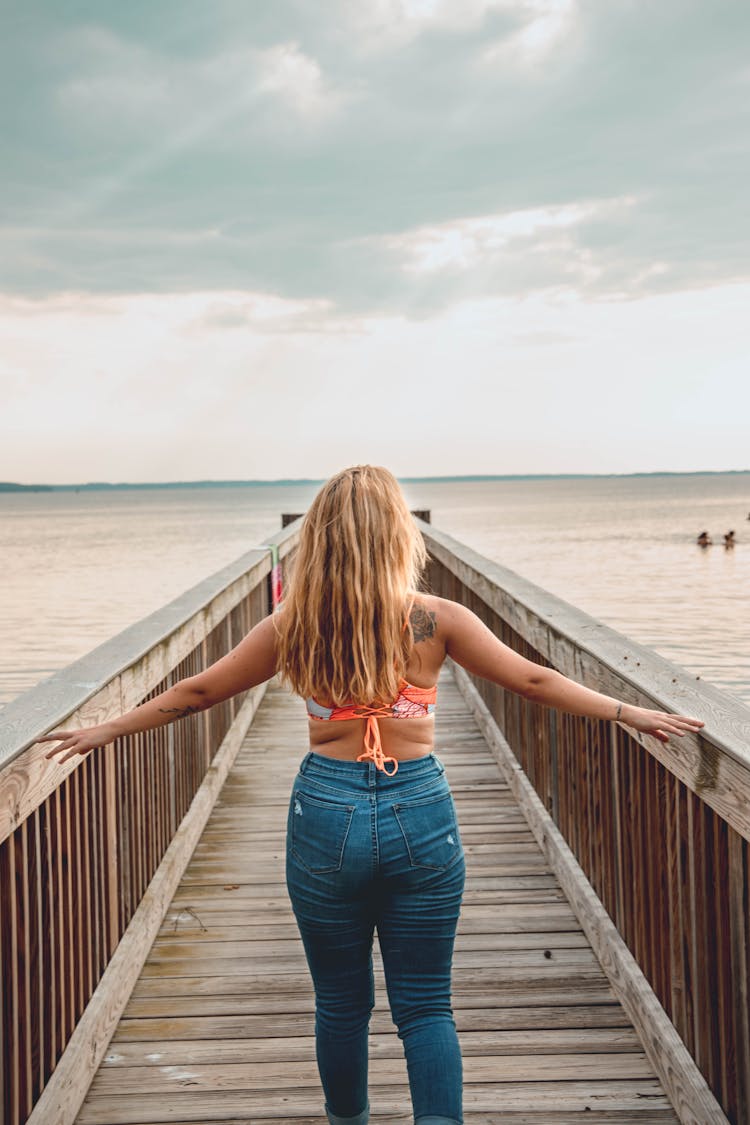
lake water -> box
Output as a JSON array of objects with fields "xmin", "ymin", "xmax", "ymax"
[{"xmin": 1, "ymin": 473, "xmax": 748, "ymax": 710}]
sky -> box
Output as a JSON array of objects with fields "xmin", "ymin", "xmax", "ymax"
[{"xmin": 2, "ymin": 0, "xmax": 749, "ymax": 483}]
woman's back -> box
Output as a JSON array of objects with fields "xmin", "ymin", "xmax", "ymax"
[{"xmin": 306, "ymin": 592, "xmax": 446, "ymax": 767}]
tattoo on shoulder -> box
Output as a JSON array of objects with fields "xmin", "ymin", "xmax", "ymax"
[{"xmin": 410, "ymin": 602, "xmax": 437, "ymax": 643}]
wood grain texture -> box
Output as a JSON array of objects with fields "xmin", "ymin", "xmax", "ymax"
[
  {"xmin": 423, "ymin": 522, "xmax": 750, "ymax": 841},
  {"xmin": 71, "ymin": 673, "xmax": 680, "ymax": 1125},
  {"xmin": 451, "ymin": 661, "xmax": 728, "ymax": 1125},
  {"xmin": 2, "ymin": 532, "xmax": 297, "ymax": 1125},
  {"xmin": 427, "ymin": 540, "xmax": 750, "ymax": 1125},
  {"xmin": 25, "ymin": 684, "xmax": 267, "ymax": 1125}
]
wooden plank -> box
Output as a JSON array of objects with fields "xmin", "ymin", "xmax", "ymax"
[
  {"xmin": 451, "ymin": 662, "xmax": 729, "ymax": 1125},
  {"xmin": 82, "ymin": 1116, "xmax": 677, "ymax": 1125},
  {"xmin": 102, "ymin": 744, "xmax": 119, "ymax": 958},
  {"xmin": 75, "ymin": 1081, "xmax": 677, "ymax": 1123},
  {"xmin": 87, "ymin": 1052, "xmax": 657, "ymax": 1095},
  {"xmin": 24, "ymin": 670, "xmax": 679, "ymax": 1125},
  {"xmin": 26, "ymin": 685, "xmax": 267, "ymax": 1125},
  {"xmin": 2, "ymin": 830, "xmax": 20, "ymax": 1125},
  {"xmin": 0, "ymin": 535, "xmax": 293, "ymax": 774},
  {"xmin": 158, "ymin": 901, "xmax": 582, "ymax": 937},
  {"xmin": 114, "ymin": 1004, "xmax": 633, "ymax": 1041},
  {"xmin": 26, "ymin": 809, "xmax": 42, "ymax": 1110},
  {"xmin": 99, "ymin": 1027, "xmax": 643, "ymax": 1065},
  {"xmin": 146, "ymin": 932, "xmax": 590, "ymax": 957},
  {"xmin": 17, "ymin": 816, "xmax": 32, "ymax": 1121},
  {"xmin": 0, "ymin": 532, "xmax": 301, "ymax": 841},
  {"xmin": 136, "ymin": 947, "xmax": 600, "ymax": 979},
  {"xmin": 666, "ymin": 770, "xmax": 685, "ymax": 1043},
  {"xmin": 423, "ymin": 525, "xmax": 750, "ymax": 842},
  {"xmin": 0, "ymin": 677, "xmax": 123, "ymax": 846},
  {"xmin": 79, "ymin": 1116, "xmax": 674, "ymax": 1125},
  {"xmin": 729, "ymin": 829, "xmax": 750, "ymax": 1121}
]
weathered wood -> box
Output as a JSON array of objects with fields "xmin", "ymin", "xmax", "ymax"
[
  {"xmin": 26, "ymin": 685, "xmax": 267, "ymax": 1125},
  {"xmin": 100, "ymin": 1027, "xmax": 643, "ymax": 1064},
  {"xmin": 451, "ymin": 661, "xmax": 728, "ymax": 1125},
  {"xmin": 71, "ymin": 675, "xmax": 679, "ymax": 1125},
  {"xmin": 88, "ymin": 1052, "xmax": 656, "ymax": 1095},
  {"xmin": 115, "ymin": 1004, "xmax": 633, "ymax": 1041},
  {"xmin": 423, "ymin": 522, "xmax": 750, "ymax": 799},
  {"xmin": 2, "ymin": 522, "xmax": 301, "ymax": 1125},
  {"xmin": 77, "ymin": 1116, "xmax": 674, "ymax": 1125},
  {"xmin": 0, "ymin": 526, "xmax": 300, "ymax": 833},
  {"xmin": 424, "ymin": 522, "xmax": 750, "ymax": 1124},
  {"xmin": 7, "ymin": 515, "xmax": 746, "ymax": 1124},
  {"xmin": 729, "ymin": 829, "xmax": 750, "ymax": 1120},
  {"xmin": 75, "ymin": 1081, "xmax": 676, "ymax": 1124}
]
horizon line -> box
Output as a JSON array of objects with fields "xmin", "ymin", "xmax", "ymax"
[{"xmin": 2, "ymin": 468, "xmax": 750, "ymax": 491}]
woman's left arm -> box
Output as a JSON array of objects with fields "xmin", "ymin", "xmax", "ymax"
[
  {"xmin": 443, "ymin": 599, "xmax": 704, "ymax": 743},
  {"xmin": 40, "ymin": 614, "xmax": 279, "ymax": 764}
]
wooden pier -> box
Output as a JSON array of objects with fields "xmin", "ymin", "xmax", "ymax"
[
  {"xmin": 2, "ymin": 518, "xmax": 749, "ymax": 1124},
  {"xmin": 74, "ymin": 672, "xmax": 677, "ymax": 1124}
]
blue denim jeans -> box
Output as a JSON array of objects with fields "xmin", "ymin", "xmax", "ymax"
[{"xmin": 286, "ymin": 751, "xmax": 465, "ymax": 1125}]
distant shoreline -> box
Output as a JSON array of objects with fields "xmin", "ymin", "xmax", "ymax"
[{"xmin": 1, "ymin": 470, "xmax": 749, "ymax": 493}]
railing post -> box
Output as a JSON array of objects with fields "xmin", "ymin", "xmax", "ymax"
[
  {"xmin": 102, "ymin": 745, "xmax": 119, "ymax": 959},
  {"xmin": 421, "ymin": 521, "xmax": 747, "ymax": 1124}
]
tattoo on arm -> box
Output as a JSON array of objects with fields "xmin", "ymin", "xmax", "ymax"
[
  {"xmin": 410, "ymin": 603, "xmax": 437, "ymax": 643},
  {"xmin": 158, "ymin": 705, "xmax": 202, "ymax": 720}
]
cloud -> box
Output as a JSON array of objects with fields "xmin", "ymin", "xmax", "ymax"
[
  {"xmin": 480, "ymin": 0, "xmax": 578, "ymax": 65},
  {"xmin": 255, "ymin": 42, "xmax": 347, "ymax": 119},
  {"xmin": 1, "ymin": 0, "xmax": 748, "ymax": 312},
  {"xmin": 382, "ymin": 198, "xmax": 629, "ymax": 274},
  {"xmin": 56, "ymin": 27, "xmax": 345, "ymax": 131},
  {"xmin": 344, "ymin": 0, "xmax": 576, "ymax": 55},
  {"xmin": 3, "ymin": 282, "xmax": 749, "ymax": 482}
]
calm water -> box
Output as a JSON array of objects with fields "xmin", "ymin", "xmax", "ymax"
[{"xmin": 1, "ymin": 474, "xmax": 748, "ymax": 710}]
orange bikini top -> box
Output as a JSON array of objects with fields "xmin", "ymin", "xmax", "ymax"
[{"xmin": 305, "ymin": 596, "xmax": 437, "ymax": 775}]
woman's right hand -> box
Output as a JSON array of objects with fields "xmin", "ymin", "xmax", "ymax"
[{"xmin": 39, "ymin": 722, "xmax": 117, "ymax": 764}]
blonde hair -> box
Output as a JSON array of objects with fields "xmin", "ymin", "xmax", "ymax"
[{"xmin": 277, "ymin": 465, "xmax": 427, "ymax": 705}]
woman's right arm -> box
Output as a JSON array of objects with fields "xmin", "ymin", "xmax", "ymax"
[
  {"xmin": 441, "ymin": 599, "xmax": 703, "ymax": 743},
  {"xmin": 40, "ymin": 614, "xmax": 279, "ymax": 764}
]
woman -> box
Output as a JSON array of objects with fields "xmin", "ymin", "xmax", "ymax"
[{"xmin": 42, "ymin": 465, "xmax": 704, "ymax": 1125}]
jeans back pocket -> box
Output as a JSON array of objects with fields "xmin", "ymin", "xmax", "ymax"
[
  {"xmin": 393, "ymin": 790, "xmax": 463, "ymax": 871},
  {"xmin": 290, "ymin": 789, "xmax": 355, "ymax": 874}
]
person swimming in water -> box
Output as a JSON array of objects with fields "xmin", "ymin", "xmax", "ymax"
[
  {"xmin": 697, "ymin": 531, "xmax": 712, "ymax": 547},
  {"xmin": 724, "ymin": 530, "xmax": 736, "ymax": 548}
]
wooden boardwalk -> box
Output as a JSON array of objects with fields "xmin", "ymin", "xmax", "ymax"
[{"xmin": 74, "ymin": 670, "xmax": 680, "ymax": 1124}]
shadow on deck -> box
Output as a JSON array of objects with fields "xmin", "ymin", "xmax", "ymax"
[{"xmin": 75, "ymin": 669, "xmax": 678, "ymax": 1124}]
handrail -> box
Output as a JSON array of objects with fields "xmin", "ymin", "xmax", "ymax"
[
  {"xmin": 421, "ymin": 519, "xmax": 750, "ymax": 1125},
  {"xmin": 423, "ymin": 520, "xmax": 750, "ymax": 830},
  {"xmin": 0, "ymin": 522, "xmax": 300, "ymax": 773},
  {"xmin": 3, "ymin": 513, "xmax": 748, "ymax": 1125},
  {"xmin": 0, "ymin": 519, "xmax": 301, "ymax": 1125}
]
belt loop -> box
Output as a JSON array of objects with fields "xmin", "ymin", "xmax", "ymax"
[{"xmin": 299, "ymin": 751, "xmax": 312, "ymax": 774}]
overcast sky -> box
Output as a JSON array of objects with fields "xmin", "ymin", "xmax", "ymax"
[{"xmin": 2, "ymin": 0, "xmax": 749, "ymax": 483}]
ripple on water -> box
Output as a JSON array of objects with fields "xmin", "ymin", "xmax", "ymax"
[{"xmin": 2, "ymin": 476, "xmax": 749, "ymax": 711}]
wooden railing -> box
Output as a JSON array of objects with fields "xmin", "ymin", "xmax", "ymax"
[
  {"xmin": 0, "ymin": 522, "xmax": 300, "ymax": 1125},
  {"xmin": 3, "ymin": 514, "xmax": 748, "ymax": 1125},
  {"xmin": 422, "ymin": 521, "xmax": 750, "ymax": 1125}
]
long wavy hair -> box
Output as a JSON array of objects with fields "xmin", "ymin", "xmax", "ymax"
[{"xmin": 276, "ymin": 465, "xmax": 427, "ymax": 705}]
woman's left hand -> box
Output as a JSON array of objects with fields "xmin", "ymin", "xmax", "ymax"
[
  {"xmin": 621, "ymin": 705, "xmax": 704, "ymax": 743},
  {"xmin": 39, "ymin": 723, "xmax": 117, "ymax": 763}
]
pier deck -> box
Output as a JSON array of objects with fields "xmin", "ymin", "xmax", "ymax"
[{"xmin": 74, "ymin": 670, "xmax": 679, "ymax": 1124}]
